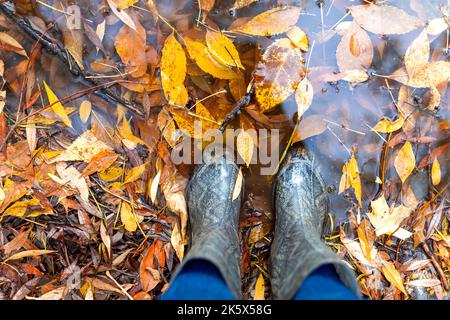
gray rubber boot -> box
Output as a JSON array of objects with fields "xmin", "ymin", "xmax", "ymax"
[
  {"xmin": 271, "ymin": 144, "xmax": 361, "ymax": 300},
  {"xmin": 170, "ymin": 152, "xmax": 243, "ymax": 299}
]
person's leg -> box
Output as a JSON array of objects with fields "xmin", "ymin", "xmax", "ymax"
[
  {"xmin": 161, "ymin": 259, "xmax": 234, "ymax": 300},
  {"xmin": 293, "ymin": 264, "xmax": 360, "ymax": 300}
]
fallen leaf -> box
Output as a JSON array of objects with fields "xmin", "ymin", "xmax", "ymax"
[
  {"xmin": 185, "ymin": 38, "xmax": 237, "ymax": 80},
  {"xmin": 79, "ymin": 100, "xmax": 92, "ymax": 123},
  {"xmin": 425, "ymin": 18, "xmax": 448, "ymax": 36},
  {"xmin": 124, "ymin": 164, "xmax": 146, "ymax": 184},
  {"xmin": 0, "ymin": 32, "xmax": 28, "ymax": 57},
  {"xmin": 121, "ymin": 202, "xmax": 138, "ymax": 232},
  {"xmin": 237, "ymin": 129, "xmax": 254, "ymax": 167},
  {"xmin": 82, "ymin": 149, "xmax": 118, "ymax": 177},
  {"xmin": 5, "ymin": 249, "xmax": 56, "ymax": 262},
  {"xmin": 404, "ymin": 30, "xmax": 429, "ymax": 78},
  {"xmin": 161, "ymin": 34, "xmax": 188, "ymax": 106},
  {"xmin": 49, "ymin": 130, "xmax": 112, "ymax": 163},
  {"xmin": 350, "ymin": 4, "xmax": 423, "ymax": 35},
  {"xmin": 286, "ymin": 26, "xmax": 309, "ymax": 51},
  {"xmin": 230, "ymin": 6, "xmax": 301, "ymax": 36},
  {"xmin": 381, "ymin": 260, "xmax": 406, "ymax": 294},
  {"xmin": 107, "ymin": 0, "xmax": 136, "ymax": 31},
  {"xmin": 232, "ymin": 168, "xmax": 243, "ymax": 201},
  {"xmin": 254, "ymin": 273, "xmax": 265, "ymax": 300},
  {"xmin": 339, "ymin": 155, "xmax": 362, "ymax": 206},
  {"xmin": 394, "ymin": 142, "xmax": 415, "ymax": 183},
  {"xmin": 373, "ymin": 117, "xmax": 404, "ymax": 133},
  {"xmin": 149, "ymin": 170, "xmax": 161, "ymax": 204},
  {"xmin": 206, "ymin": 30, "xmax": 243, "ymax": 69},
  {"xmin": 431, "ymin": 157, "xmax": 441, "ymax": 186},
  {"xmin": 231, "ymin": 0, "xmax": 259, "ymax": 10},
  {"xmin": 43, "ymin": 81, "xmax": 72, "ymax": 128},
  {"xmin": 295, "ymin": 78, "xmax": 314, "ymax": 119},
  {"xmin": 293, "ymin": 115, "xmax": 326, "ymax": 142},
  {"xmin": 115, "ymin": 21, "xmax": 147, "ymax": 78},
  {"xmin": 255, "ymin": 38, "xmax": 305, "ymax": 112}
]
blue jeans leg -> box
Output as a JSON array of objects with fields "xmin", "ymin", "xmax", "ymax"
[
  {"xmin": 161, "ymin": 259, "xmax": 235, "ymax": 300},
  {"xmin": 293, "ymin": 264, "xmax": 360, "ymax": 300}
]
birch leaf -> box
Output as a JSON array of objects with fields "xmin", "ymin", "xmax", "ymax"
[
  {"xmin": 425, "ymin": 18, "xmax": 448, "ymax": 36},
  {"xmin": 286, "ymin": 26, "xmax": 309, "ymax": 51},
  {"xmin": 431, "ymin": 157, "xmax": 441, "ymax": 186},
  {"xmin": 161, "ymin": 34, "xmax": 188, "ymax": 106},
  {"xmin": 237, "ymin": 130, "xmax": 254, "ymax": 167},
  {"xmin": 231, "ymin": 0, "xmax": 259, "ymax": 10},
  {"xmin": 43, "ymin": 81, "xmax": 72, "ymax": 128},
  {"xmin": 124, "ymin": 164, "xmax": 146, "ymax": 184},
  {"xmin": 295, "ymin": 78, "xmax": 313, "ymax": 119},
  {"xmin": 206, "ymin": 30, "xmax": 244, "ymax": 69},
  {"xmin": 121, "ymin": 202, "xmax": 138, "ymax": 232},
  {"xmin": 150, "ymin": 170, "xmax": 161, "ymax": 204},
  {"xmin": 404, "ymin": 30, "xmax": 429, "ymax": 78},
  {"xmin": 255, "ymin": 38, "xmax": 305, "ymax": 112},
  {"xmin": 230, "ymin": 6, "xmax": 301, "ymax": 36},
  {"xmin": 394, "ymin": 142, "xmax": 415, "ymax": 183},
  {"xmin": 79, "ymin": 100, "xmax": 92, "ymax": 123},
  {"xmin": 336, "ymin": 22, "xmax": 373, "ymax": 73},
  {"xmin": 350, "ymin": 4, "xmax": 423, "ymax": 35}
]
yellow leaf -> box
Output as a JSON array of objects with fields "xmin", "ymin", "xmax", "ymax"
[
  {"xmin": 117, "ymin": 117, "xmax": 145, "ymax": 148},
  {"xmin": 99, "ymin": 166, "xmax": 123, "ymax": 182},
  {"xmin": 232, "ymin": 168, "xmax": 243, "ymax": 201},
  {"xmin": 120, "ymin": 202, "xmax": 138, "ymax": 232},
  {"xmin": 161, "ymin": 34, "xmax": 188, "ymax": 106},
  {"xmin": 295, "ymin": 78, "xmax": 313, "ymax": 118},
  {"xmin": 117, "ymin": 0, "xmax": 139, "ymax": 10},
  {"xmin": 382, "ymin": 261, "xmax": 407, "ymax": 294},
  {"xmin": 49, "ymin": 130, "xmax": 112, "ymax": 163},
  {"xmin": 5, "ymin": 249, "xmax": 56, "ymax": 262},
  {"xmin": 185, "ymin": 38, "xmax": 237, "ymax": 80},
  {"xmin": 79, "ymin": 100, "xmax": 92, "ymax": 123},
  {"xmin": 373, "ymin": 117, "xmax": 404, "ymax": 133},
  {"xmin": 43, "ymin": 81, "xmax": 72, "ymax": 128},
  {"xmin": 339, "ymin": 155, "xmax": 362, "ymax": 206},
  {"xmin": 124, "ymin": 164, "xmax": 146, "ymax": 184},
  {"xmin": 431, "ymin": 157, "xmax": 441, "ymax": 186},
  {"xmin": 254, "ymin": 273, "xmax": 265, "ymax": 300},
  {"xmin": 206, "ymin": 30, "xmax": 244, "ymax": 69},
  {"xmin": 237, "ymin": 130, "xmax": 254, "ymax": 167},
  {"xmin": 255, "ymin": 38, "xmax": 304, "ymax": 112},
  {"xmin": 231, "ymin": 0, "xmax": 259, "ymax": 10},
  {"xmin": 394, "ymin": 142, "xmax": 415, "ymax": 183},
  {"xmin": 287, "ymin": 26, "xmax": 309, "ymax": 51},
  {"xmin": 230, "ymin": 6, "xmax": 301, "ymax": 36}
]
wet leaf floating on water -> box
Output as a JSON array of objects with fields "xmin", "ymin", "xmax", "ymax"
[
  {"xmin": 237, "ymin": 129, "xmax": 255, "ymax": 167},
  {"xmin": 229, "ymin": 6, "xmax": 301, "ymax": 36},
  {"xmin": 185, "ymin": 38, "xmax": 238, "ymax": 80},
  {"xmin": 43, "ymin": 81, "xmax": 72, "ymax": 128},
  {"xmin": 373, "ymin": 117, "xmax": 404, "ymax": 133},
  {"xmin": 79, "ymin": 100, "xmax": 92, "ymax": 124},
  {"xmin": 107, "ymin": 0, "xmax": 136, "ymax": 31},
  {"xmin": 349, "ymin": 4, "xmax": 424, "ymax": 35},
  {"xmin": 286, "ymin": 26, "xmax": 309, "ymax": 51},
  {"xmin": 336, "ymin": 21, "xmax": 373, "ymax": 73},
  {"xmin": 205, "ymin": 30, "xmax": 244, "ymax": 69},
  {"xmin": 339, "ymin": 155, "xmax": 362, "ymax": 207},
  {"xmin": 394, "ymin": 142, "xmax": 416, "ymax": 184},
  {"xmin": 425, "ymin": 18, "xmax": 448, "ymax": 35},
  {"xmin": 160, "ymin": 34, "xmax": 188, "ymax": 106},
  {"xmin": 255, "ymin": 38, "xmax": 305, "ymax": 112},
  {"xmin": 295, "ymin": 78, "xmax": 314, "ymax": 119},
  {"xmin": 404, "ymin": 30, "xmax": 429, "ymax": 78},
  {"xmin": 431, "ymin": 158, "xmax": 441, "ymax": 186}
]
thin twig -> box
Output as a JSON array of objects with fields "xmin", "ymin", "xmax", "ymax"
[{"xmin": 219, "ymin": 84, "xmax": 254, "ymax": 133}]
